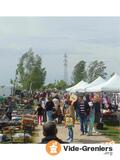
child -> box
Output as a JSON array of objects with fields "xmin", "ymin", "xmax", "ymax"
[
  {"xmin": 65, "ymin": 114, "xmax": 74, "ymax": 143},
  {"xmin": 35, "ymin": 104, "xmax": 44, "ymax": 125}
]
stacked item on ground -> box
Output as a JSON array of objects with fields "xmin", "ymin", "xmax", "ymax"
[
  {"xmin": 22, "ymin": 114, "xmax": 36, "ymax": 132},
  {"xmin": 12, "ymin": 133, "xmax": 31, "ymax": 143}
]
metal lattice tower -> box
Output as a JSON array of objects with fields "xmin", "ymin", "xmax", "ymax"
[{"xmin": 64, "ymin": 53, "xmax": 68, "ymax": 83}]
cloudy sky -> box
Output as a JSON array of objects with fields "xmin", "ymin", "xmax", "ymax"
[{"xmin": 0, "ymin": 17, "xmax": 120, "ymax": 85}]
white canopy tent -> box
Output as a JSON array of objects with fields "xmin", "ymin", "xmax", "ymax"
[
  {"xmin": 66, "ymin": 80, "xmax": 86, "ymax": 92},
  {"xmin": 73, "ymin": 82, "xmax": 89, "ymax": 92},
  {"xmin": 71, "ymin": 76, "xmax": 106, "ymax": 93},
  {"xmin": 85, "ymin": 77, "xmax": 106, "ymax": 89},
  {"xmin": 86, "ymin": 73, "xmax": 120, "ymax": 92}
]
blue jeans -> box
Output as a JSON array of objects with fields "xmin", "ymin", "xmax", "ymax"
[
  {"xmin": 47, "ymin": 110, "xmax": 53, "ymax": 121},
  {"xmin": 67, "ymin": 127, "xmax": 73, "ymax": 140},
  {"xmin": 75, "ymin": 111, "xmax": 79, "ymax": 120},
  {"xmin": 79, "ymin": 114, "xmax": 87, "ymax": 133},
  {"xmin": 88, "ymin": 112, "xmax": 95, "ymax": 134}
]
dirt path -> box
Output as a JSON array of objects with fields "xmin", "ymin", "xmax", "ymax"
[{"xmin": 32, "ymin": 123, "xmax": 111, "ymax": 144}]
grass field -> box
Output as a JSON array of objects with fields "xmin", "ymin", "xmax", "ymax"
[{"xmin": 100, "ymin": 125, "xmax": 120, "ymax": 143}]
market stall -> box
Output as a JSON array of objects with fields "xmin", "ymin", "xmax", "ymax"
[
  {"xmin": 66, "ymin": 80, "xmax": 86, "ymax": 92},
  {"xmin": 86, "ymin": 74, "xmax": 120, "ymax": 92},
  {"xmin": 0, "ymin": 111, "xmax": 36, "ymax": 143},
  {"xmin": 71, "ymin": 81, "xmax": 88, "ymax": 93}
]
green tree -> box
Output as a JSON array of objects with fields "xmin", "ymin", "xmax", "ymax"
[
  {"xmin": 16, "ymin": 48, "xmax": 46, "ymax": 90},
  {"xmin": 87, "ymin": 60, "xmax": 107, "ymax": 82},
  {"xmin": 55, "ymin": 80, "xmax": 68, "ymax": 90},
  {"xmin": 45, "ymin": 80, "xmax": 68, "ymax": 90},
  {"xmin": 72, "ymin": 60, "xmax": 87, "ymax": 84},
  {"xmin": 46, "ymin": 83, "xmax": 56, "ymax": 89}
]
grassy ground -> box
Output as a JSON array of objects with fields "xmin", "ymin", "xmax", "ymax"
[{"xmin": 99, "ymin": 125, "xmax": 120, "ymax": 143}]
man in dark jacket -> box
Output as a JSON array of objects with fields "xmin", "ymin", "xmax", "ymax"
[
  {"xmin": 41, "ymin": 121, "xmax": 67, "ymax": 144},
  {"xmin": 45, "ymin": 97, "xmax": 54, "ymax": 121},
  {"xmin": 6, "ymin": 97, "xmax": 14, "ymax": 120}
]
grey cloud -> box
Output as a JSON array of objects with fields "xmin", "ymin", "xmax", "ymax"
[{"xmin": 0, "ymin": 17, "xmax": 120, "ymax": 85}]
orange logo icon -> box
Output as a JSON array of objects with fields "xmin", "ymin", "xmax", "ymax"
[{"xmin": 46, "ymin": 140, "xmax": 61, "ymax": 156}]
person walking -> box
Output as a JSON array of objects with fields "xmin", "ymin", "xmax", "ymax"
[
  {"xmin": 64, "ymin": 97, "xmax": 75, "ymax": 142},
  {"xmin": 75, "ymin": 95, "xmax": 89, "ymax": 135},
  {"xmin": 45, "ymin": 97, "xmax": 54, "ymax": 121},
  {"xmin": 65, "ymin": 113, "xmax": 74, "ymax": 143},
  {"xmin": 35, "ymin": 104, "xmax": 44, "ymax": 125},
  {"xmin": 87, "ymin": 101, "xmax": 95, "ymax": 136},
  {"xmin": 41, "ymin": 97, "xmax": 47, "ymax": 123},
  {"xmin": 6, "ymin": 97, "xmax": 14, "ymax": 120},
  {"xmin": 93, "ymin": 94, "xmax": 102, "ymax": 133}
]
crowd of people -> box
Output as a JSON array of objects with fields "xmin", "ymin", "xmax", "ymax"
[{"xmin": 0, "ymin": 90, "xmax": 119, "ymax": 143}]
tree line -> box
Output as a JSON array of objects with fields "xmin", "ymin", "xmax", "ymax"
[{"xmin": 11, "ymin": 48, "xmax": 110, "ymax": 91}]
